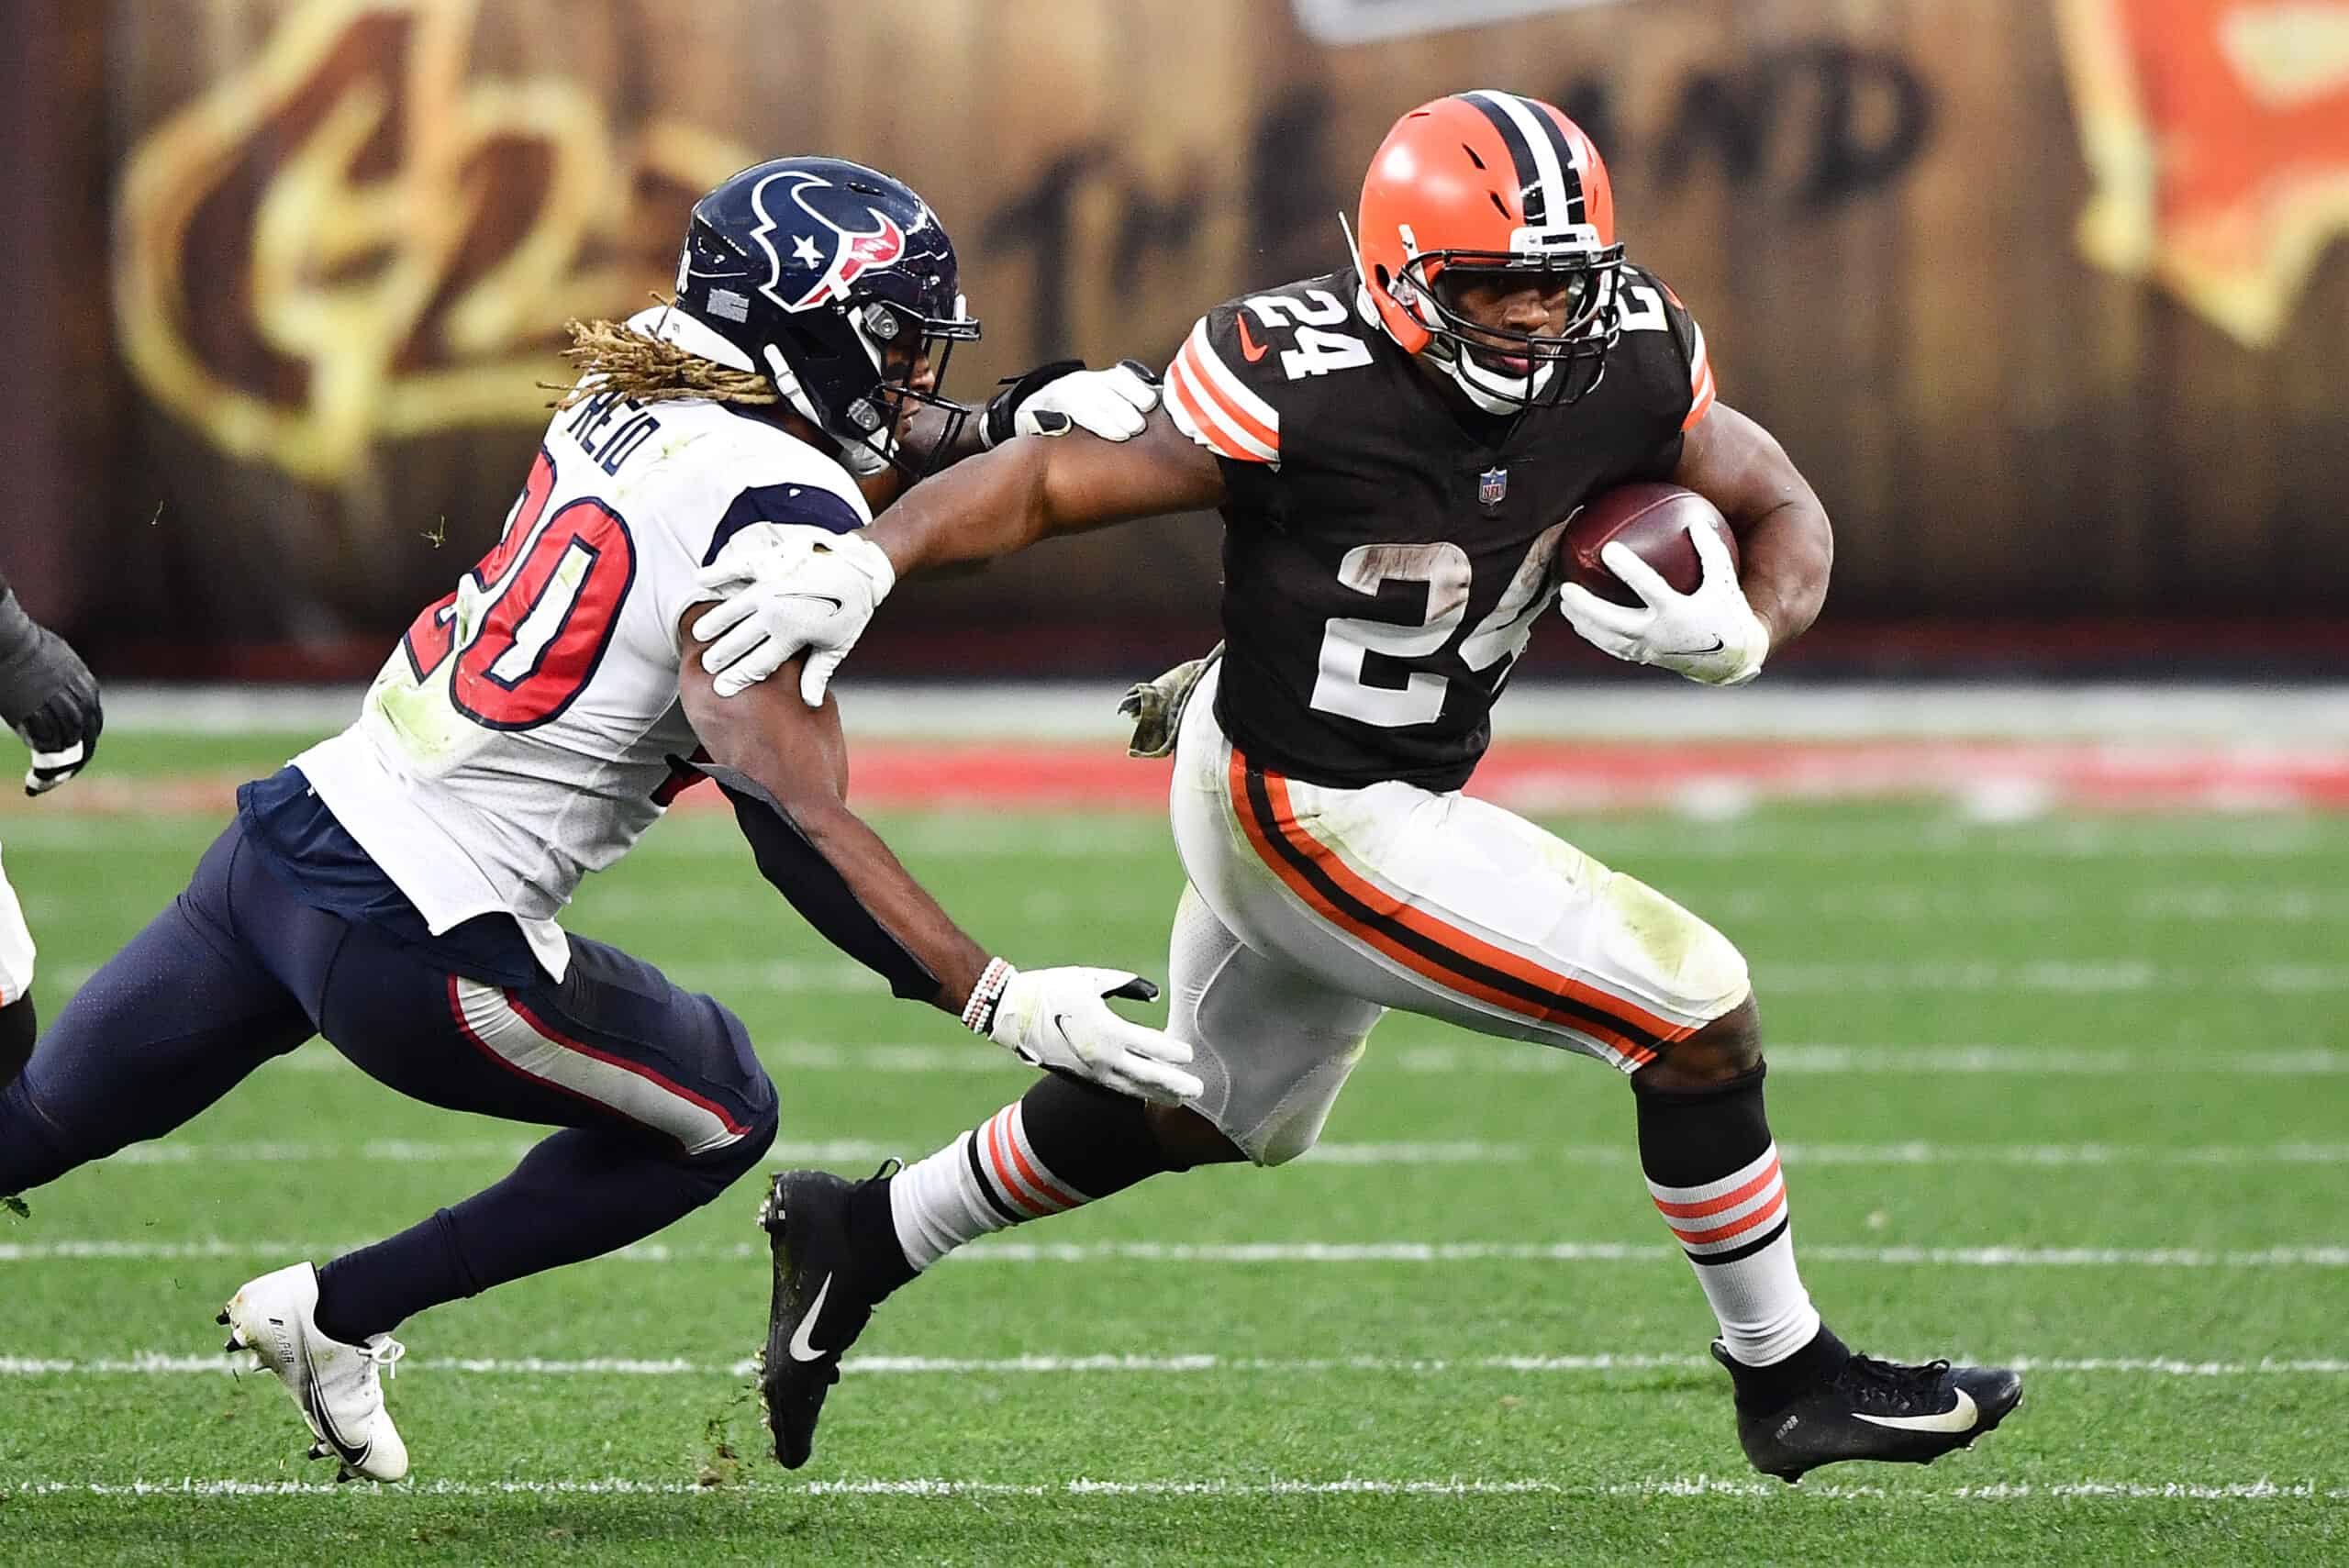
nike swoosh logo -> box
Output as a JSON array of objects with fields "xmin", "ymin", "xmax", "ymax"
[
  {"xmin": 304, "ymin": 1353, "xmax": 371, "ymax": 1468},
  {"xmin": 1854, "ymin": 1387, "xmax": 1979, "ymax": 1433},
  {"xmin": 1661, "ymin": 639, "xmax": 1727, "ymax": 657},
  {"xmin": 1235, "ymin": 317, "xmax": 1269, "ymax": 362},
  {"xmin": 787, "ymin": 1273, "xmax": 834, "ymax": 1362},
  {"xmin": 780, "ymin": 593, "xmax": 845, "ymax": 615}
]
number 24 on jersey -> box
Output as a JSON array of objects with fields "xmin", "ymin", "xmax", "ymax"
[{"xmin": 1244, "ymin": 290, "xmax": 1375, "ymax": 381}]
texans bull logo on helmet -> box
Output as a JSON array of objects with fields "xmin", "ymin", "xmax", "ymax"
[
  {"xmin": 673, "ymin": 155, "xmax": 977, "ymax": 477},
  {"xmin": 748, "ymin": 169, "xmax": 913, "ymax": 314}
]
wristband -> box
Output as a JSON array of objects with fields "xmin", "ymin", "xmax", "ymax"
[{"xmin": 960, "ymin": 957, "xmax": 1015, "ymax": 1035}]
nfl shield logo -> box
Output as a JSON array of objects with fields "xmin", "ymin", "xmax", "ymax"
[{"xmin": 1477, "ymin": 466, "xmax": 1508, "ymax": 509}]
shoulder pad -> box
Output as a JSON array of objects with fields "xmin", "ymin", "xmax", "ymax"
[
  {"xmin": 704, "ymin": 481, "xmax": 865, "ymax": 567},
  {"xmin": 1614, "ymin": 265, "xmax": 1715, "ymax": 433},
  {"xmin": 1163, "ymin": 299, "xmax": 1285, "ymax": 466}
]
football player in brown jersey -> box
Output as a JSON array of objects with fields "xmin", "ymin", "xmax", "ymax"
[{"xmin": 708, "ymin": 93, "xmax": 2022, "ymax": 1484}]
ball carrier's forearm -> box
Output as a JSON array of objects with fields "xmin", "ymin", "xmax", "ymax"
[
  {"xmin": 1736, "ymin": 499, "xmax": 1833, "ymax": 652},
  {"xmin": 864, "ymin": 432, "xmax": 1056, "ymax": 577},
  {"xmin": 865, "ymin": 415, "xmax": 1228, "ymax": 579}
]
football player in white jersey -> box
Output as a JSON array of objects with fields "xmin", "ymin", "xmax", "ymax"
[
  {"xmin": 0, "ymin": 571, "xmax": 103, "ymax": 1090},
  {"xmin": 0, "ymin": 156, "xmax": 1194, "ymax": 1482}
]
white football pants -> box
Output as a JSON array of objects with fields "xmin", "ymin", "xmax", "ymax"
[{"xmin": 1165, "ymin": 664, "xmax": 1751, "ymax": 1165}]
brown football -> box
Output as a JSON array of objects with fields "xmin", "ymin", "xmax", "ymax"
[{"xmin": 1560, "ymin": 484, "xmax": 1738, "ymax": 608}]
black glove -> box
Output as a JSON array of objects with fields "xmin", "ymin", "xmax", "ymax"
[{"xmin": 0, "ymin": 593, "xmax": 101, "ymax": 796}]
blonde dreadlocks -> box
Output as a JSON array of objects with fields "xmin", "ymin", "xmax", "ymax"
[{"xmin": 549, "ymin": 308, "xmax": 777, "ymax": 411}]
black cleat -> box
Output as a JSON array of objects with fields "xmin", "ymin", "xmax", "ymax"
[
  {"xmin": 1717, "ymin": 1341, "xmax": 2023, "ymax": 1484},
  {"xmin": 757, "ymin": 1165, "xmax": 894, "ymax": 1469}
]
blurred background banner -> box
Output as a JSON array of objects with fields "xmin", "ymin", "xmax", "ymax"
[{"xmin": 9, "ymin": 0, "xmax": 2346, "ymax": 677}]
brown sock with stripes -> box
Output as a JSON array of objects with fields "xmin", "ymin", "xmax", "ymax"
[
  {"xmin": 876, "ymin": 1075, "xmax": 1176, "ymax": 1294},
  {"xmin": 1634, "ymin": 1066, "xmax": 1833, "ymax": 1404}
]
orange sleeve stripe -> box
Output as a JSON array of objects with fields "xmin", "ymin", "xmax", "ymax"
[
  {"xmin": 1681, "ymin": 322, "xmax": 1716, "ymax": 431},
  {"xmin": 1178, "ymin": 339, "xmax": 1280, "ymax": 453},
  {"xmin": 1682, "ymin": 364, "xmax": 1716, "ymax": 431},
  {"xmin": 1227, "ymin": 750, "xmax": 1684, "ymax": 1063},
  {"xmin": 1164, "ymin": 359, "xmax": 1253, "ymax": 463}
]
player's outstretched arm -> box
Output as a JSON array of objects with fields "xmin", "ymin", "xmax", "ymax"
[
  {"xmin": 0, "ymin": 574, "xmax": 102, "ymax": 795},
  {"xmin": 676, "ymin": 622, "xmax": 1202, "ymax": 1105},
  {"xmin": 863, "ymin": 409, "xmax": 1226, "ymax": 579},
  {"xmin": 1672, "ymin": 401, "xmax": 1834, "ymax": 652}
]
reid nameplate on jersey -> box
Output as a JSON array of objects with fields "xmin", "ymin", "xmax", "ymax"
[{"xmin": 1478, "ymin": 466, "xmax": 1508, "ymax": 509}]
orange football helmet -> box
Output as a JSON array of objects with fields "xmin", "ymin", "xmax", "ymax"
[{"xmin": 1353, "ymin": 91, "xmax": 1624, "ymax": 409}]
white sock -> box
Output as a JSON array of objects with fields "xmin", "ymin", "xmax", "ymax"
[
  {"xmin": 1648, "ymin": 1140, "xmax": 1821, "ymax": 1366},
  {"xmin": 888, "ymin": 1102, "xmax": 1091, "ymax": 1272}
]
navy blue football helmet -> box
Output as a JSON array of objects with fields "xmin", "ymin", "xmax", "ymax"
[{"xmin": 673, "ymin": 157, "xmax": 979, "ymax": 474}]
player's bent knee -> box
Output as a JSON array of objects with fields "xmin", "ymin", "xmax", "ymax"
[
  {"xmin": 1246, "ymin": 1111, "xmax": 1337, "ymax": 1169},
  {"xmin": 1144, "ymin": 1102, "xmax": 1250, "ymax": 1170},
  {"xmin": 692, "ymin": 1080, "xmax": 779, "ymax": 1189},
  {"xmin": 1598, "ymin": 871, "xmax": 1750, "ymax": 1022},
  {"xmin": 1637, "ymin": 995, "xmax": 1765, "ymax": 1091}
]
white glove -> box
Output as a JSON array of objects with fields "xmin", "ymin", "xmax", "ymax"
[
  {"xmin": 985, "ymin": 362, "xmax": 1159, "ymax": 448},
  {"xmin": 1556, "ymin": 520, "xmax": 1771, "ymax": 686},
  {"xmin": 689, "ymin": 528, "xmax": 895, "ymax": 705},
  {"xmin": 977, "ymin": 962, "xmax": 1203, "ymax": 1106}
]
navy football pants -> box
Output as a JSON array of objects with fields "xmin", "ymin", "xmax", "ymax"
[{"xmin": 0, "ymin": 820, "xmax": 777, "ymax": 1339}]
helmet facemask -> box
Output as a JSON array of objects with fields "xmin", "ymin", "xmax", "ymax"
[
  {"xmin": 797, "ymin": 295, "xmax": 981, "ymax": 480},
  {"xmin": 1393, "ymin": 243, "xmax": 1623, "ymax": 414}
]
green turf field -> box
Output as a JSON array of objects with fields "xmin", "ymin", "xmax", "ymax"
[{"xmin": 3, "ymin": 733, "xmax": 2346, "ymax": 1563}]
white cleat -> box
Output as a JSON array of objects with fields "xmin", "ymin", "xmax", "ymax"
[{"xmin": 218, "ymin": 1262, "xmax": 408, "ymax": 1482}]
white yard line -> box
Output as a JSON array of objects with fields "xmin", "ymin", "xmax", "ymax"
[
  {"xmin": 99, "ymin": 1139, "xmax": 900, "ymax": 1168},
  {"xmin": 7, "ymin": 814, "xmax": 2336, "ymax": 862},
  {"xmin": 4, "ymin": 1351, "xmax": 2346, "ymax": 1380},
  {"xmin": 630, "ymin": 960, "xmax": 2349, "ymax": 998},
  {"xmin": 3, "ymin": 1474, "xmax": 2343, "ymax": 1502},
  {"xmin": 596, "ymin": 884, "xmax": 2349, "ymax": 927},
  {"xmin": 86, "ymin": 1138, "xmax": 2349, "ymax": 1170},
  {"xmin": 178, "ymin": 1038, "xmax": 2349, "ymax": 1083},
  {"xmin": 6, "ymin": 1238, "xmax": 2345, "ymax": 1268},
  {"xmin": 1388, "ymin": 1044, "xmax": 2349, "ymax": 1076},
  {"xmin": 945, "ymin": 1241, "xmax": 2349, "ymax": 1269}
]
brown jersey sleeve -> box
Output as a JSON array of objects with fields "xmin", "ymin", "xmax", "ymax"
[
  {"xmin": 1649, "ymin": 272, "xmax": 1717, "ymax": 431},
  {"xmin": 1163, "ymin": 302, "xmax": 1286, "ymax": 467}
]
